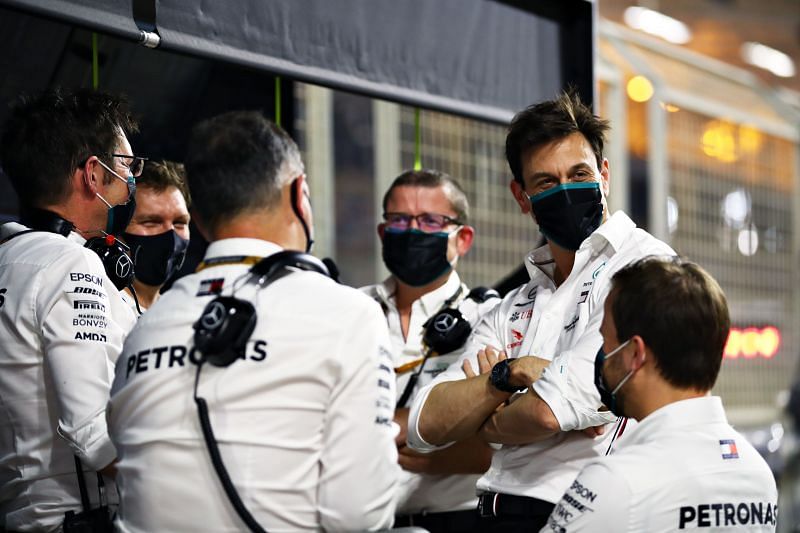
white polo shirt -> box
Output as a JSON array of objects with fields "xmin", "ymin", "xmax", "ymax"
[
  {"xmin": 541, "ymin": 396, "xmax": 778, "ymax": 532},
  {"xmin": 109, "ymin": 238, "xmax": 399, "ymax": 532},
  {"xmin": 408, "ymin": 211, "xmax": 675, "ymax": 504},
  {"xmin": 0, "ymin": 222, "xmax": 136, "ymax": 531},
  {"xmin": 362, "ymin": 271, "xmax": 499, "ymax": 514}
]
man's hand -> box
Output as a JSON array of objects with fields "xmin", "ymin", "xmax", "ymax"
[
  {"xmin": 462, "ymin": 346, "xmax": 507, "ymax": 377},
  {"xmin": 394, "ymin": 408, "xmax": 410, "ymax": 448},
  {"xmin": 398, "ymin": 434, "xmax": 493, "ymax": 475},
  {"xmin": 580, "ymin": 425, "xmax": 607, "ymax": 438},
  {"xmin": 507, "ymin": 355, "xmax": 550, "ymax": 389}
]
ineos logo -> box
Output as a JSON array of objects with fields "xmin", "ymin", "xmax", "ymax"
[
  {"xmin": 200, "ymin": 301, "xmax": 227, "ymax": 330},
  {"xmin": 116, "ymin": 255, "xmax": 132, "ymax": 278},
  {"xmin": 433, "ymin": 312, "xmax": 457, "ymax": 333}
]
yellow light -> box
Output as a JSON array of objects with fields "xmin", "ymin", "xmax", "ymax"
[
  {"xmin": 724, "ymin": 329, "xmax": 741, "ymax": 359},
  {"xmin": 741, "ymin": 328, "xmax": 760, "ymax": 358},
  {"xmin": 758, "ymin": 327, "xmax": 781, "ymax": 359},
  {"xmin": 659, "ymin": 102, "xmax": 680, "ymax": 113},
  {"xmin": 738, "ymin": 124, "xmax": 762, "ymax": 153},
  {"xmin": 702, "ymin": 121, "xmax": 738, "ymax": 163},
  {"xmin": 627, "ymin": 75, "xmax": 654, "ymax": 103}
]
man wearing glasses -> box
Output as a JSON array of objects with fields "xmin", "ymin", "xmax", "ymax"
[
  {"xmin": 0, "ymin": 88, "xmax": 141, "ymax": 531},
  {"xmin": 361, "ymin": 169, "xmax": 499, "ymax": 532}
]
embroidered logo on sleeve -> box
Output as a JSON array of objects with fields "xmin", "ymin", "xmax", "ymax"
[{"xmin": 719, "ymin": 439, "xmax": 739, "ymax": 459}]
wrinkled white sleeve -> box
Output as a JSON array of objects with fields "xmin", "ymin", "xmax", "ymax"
[
  {"xmin": 318, "ymin": 300, "xmax": 399, "ymax": 532},
  {"xmin": 540, "ymin": 462, "xmax": 630, "ymax": 532},
  {"xmin": 407, "ymin": 302, "xmax": 505, "ymax": 453},
  {"xmin": 37, "ymin": 249, "xmax": 125, "ymax": 470},
  {"xmin": 532, "ymin": 276, "xmax": 617, "ymax": 431}
]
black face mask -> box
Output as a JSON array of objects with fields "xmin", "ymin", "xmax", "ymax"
[
  {"xmin": 382, "ymin": 228, "xmax": 454, "ymax": 287},
  {"xmin": 594, "ymin": 340, "xmax": 633, "ymax": 418},
  {"xmin": 107, "ymin": 196, "xmax": 137, "ymax": 236},
  {"xmin": 529, "ymin": 182, "xmax": 603, "ymax": 251},
  {"xmin": 123, "ymin": 229, "xmax": 189, "ymax": 287}
]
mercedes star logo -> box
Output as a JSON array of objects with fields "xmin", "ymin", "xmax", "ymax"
[
  {"xmin": 115, "ymin": 255, "xmax": 132, "ymax": 278},
  {"xmin": 433, "ymin": 312, "xmax": 457, "ymax": 333},
  {"xmin": 200, "ymin": 301, "xmax": 227, "ymax": 330}
]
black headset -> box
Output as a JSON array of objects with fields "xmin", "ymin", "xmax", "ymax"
[
  {"xmin": 395, "ymin": 285, "xmax": 500, "ymax": 408},
  {"xmin": 191, "ymin": 250, "xmax": 330, "ymax": 533},
  {"xmin": 12, "ymin": 208, "xmax": 135, "ymax": 291}
]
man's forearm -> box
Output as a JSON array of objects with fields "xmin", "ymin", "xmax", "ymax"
[
  {"xmin": 479, "ymin": 389, "xmax": 560, "ymax": 445},
  {"xmin": 418, "ymin": 374, "xmax": 509, "ymax": 445}
]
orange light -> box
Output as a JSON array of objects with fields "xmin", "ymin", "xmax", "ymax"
[{"xmin": 723, "ymin": 326, "xmax": 782, "ymax": 360}]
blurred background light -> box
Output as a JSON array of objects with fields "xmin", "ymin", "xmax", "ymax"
[
  {"xmin": 741, "ymin": 41, "xmax": 796, "ymax": 78},
  {"xmin": 627, "ymin": 75, "xmax": 654, "ymax": 102},
  {"xmin": 624, "ymin": 6, "xmax": 692, "ymax": 44}
]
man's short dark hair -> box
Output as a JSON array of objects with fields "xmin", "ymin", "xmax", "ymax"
[
  {"xmin": 0, "ymin": 88, "xmax": 138, "ymax": 208},
  {"xmin": 185, "ymin": 111, "xmax": 301, "ymax": 232},
  {"xmin": 137, "ymin": 160, "xmax": 191, "ymax": 208},
  {"xmin": 505, "ymin": 90, "xmax": 610, "ymax": 184},
  {"xmin": 610, "ymin": 257, "xmax": 731, "ymax": 391},
  {"xmin": 382, "ymin": 169, "xmax": 469, "ymax": 223}
]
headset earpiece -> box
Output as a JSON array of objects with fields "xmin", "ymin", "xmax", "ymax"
[
  {"xmin": 193, "ymin": 296, "xmax": 257, "ymax": 367},
  {"xmin": 422, "ymin": 308, "xmax": 472, "ymax": 355},
  {"xmin": 84, "ymin": 234, "xmax": 135, "ymax": 291},
  {"xmin": 192, "ymin": 250, "xmax": 330, "ymax": 367}
]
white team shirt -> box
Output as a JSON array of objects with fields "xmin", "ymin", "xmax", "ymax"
[
  {"xmin": 408, "ymin": 211, "xmax": 675, "ymax": 503},
  {"xmin": 0, "ymin": 222, "xmax": 136, "ymax": 531},
  {"xmin": 109, "ymin": 238, "xmax": 399, "ymax": 532},
  {"xmin": 542, "ymin": 396, "xmax": 778, "ymax": 532},
  {"xmin": 361, "ymin": 272, "xmax": 499, "ymax": 514}
]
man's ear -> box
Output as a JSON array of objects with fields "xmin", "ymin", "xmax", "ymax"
[
  {"xmin": 291, "ymin": 174, "xmax": 307, "ymax": 216},
  {"xmin": 510, "ymin": 179, "xmax": 531, "ymax": 215},
  {"xmin": 455, "ymin": 225, "xmax": 475, "ymax": 256},
  {"xmin": 190, "ymin": 208, "xmax": 212, "ymax": 242},
  {"xmin": 78, "ymin": 156, "xmax": 103, "ymax": 197},
  {"xmin": 631, "ymin": 335, "xmax": 647, "ymax": 370},
  {"xmin": 600, "ymin": 158, "xmax": 610, "ymax": 198},
  {"xmin": 377, "ymin": 223, "xmax": 386, "ymax": 240}
]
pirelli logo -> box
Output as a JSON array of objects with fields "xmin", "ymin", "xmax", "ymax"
[{"xmin": 73, "ymin": 300, "xmax": 106, "ymax": 312}]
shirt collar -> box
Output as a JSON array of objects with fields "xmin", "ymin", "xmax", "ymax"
[
  {"xmin": 376, "ymin": 271, "xmax": 464, "ymax": 314},
  {"xmin": 522, "ymin": 210, "xmax": 638, "ymax": 281},
  {"xmin": 586, "ymin": 210, "xmax": 636, "ymax": 254},
  {"xmin": 202, "ymin": 238, "xmax": 284, "ymax": 262},
  {"xmin": 620, "ymin": 396, "xmax": 727, "ymax": 448}
]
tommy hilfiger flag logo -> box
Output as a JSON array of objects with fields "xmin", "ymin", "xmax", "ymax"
[{"xmin": 719, "ymin": 439, "xmax": 739, "ymax": 459}]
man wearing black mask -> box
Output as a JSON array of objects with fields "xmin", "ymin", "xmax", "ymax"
[
  {"xmin": 122, "ymin": 160, "xmax": 190, "ymax": 311},
  {"xmin": 361, "ymin": 169, "xmax": 498, "ymax": 532},
  {"xmin": 407, "ymin": 91, "xmax": 675, "ymax": 531}
]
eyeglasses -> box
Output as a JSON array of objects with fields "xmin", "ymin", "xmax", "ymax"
[
  {"xmin": 108, "ymin": 153, "xmax": 147, "ymax": 177},
  {"xmin": 383, "ymin": 212, "xmax": 463, "ymax": 233}
]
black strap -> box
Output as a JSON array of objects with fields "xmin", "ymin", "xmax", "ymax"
[
  {"xmin": 395, "ymin": 285, "xmax": 465, "ymax": 409},
  {"xmin": 0, "ymin": 229, "xmax": 37, "ymax": 245},
  {"xmin": 73, "ymin": 456, "xmax": 91, "ymax": 513},
  {"xmin": 193, "ymin": 363, "xmax": 267, "ymax": 533}
]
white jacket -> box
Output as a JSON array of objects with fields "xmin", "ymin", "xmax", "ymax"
[
  {"xmin": 109, "ymin": 238, "xmax": 399, "ymax": 532},
  {"xmin": 408, "ymin": 211, "xmax": 675, "ymax": 503},
  {"xmin": 0, "ymin": 222, "xmax": 136, "ymax": 531},
  {"xmin": 542, "ymin": 396, "xmax": 778, "ymax": 532}
]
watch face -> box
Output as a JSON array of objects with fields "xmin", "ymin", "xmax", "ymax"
[{"xmin": 491, "ymin": 359, "xmax": 511, "ymax": 392}]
